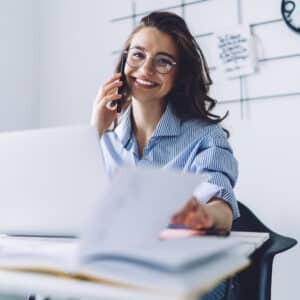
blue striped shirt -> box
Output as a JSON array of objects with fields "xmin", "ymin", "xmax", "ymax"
[{"xmin": 100, "ymin": 103, "xmax": 239, "ymax": 219}]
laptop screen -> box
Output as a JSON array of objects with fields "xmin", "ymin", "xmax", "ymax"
[{"xmin": 0, "ymin": 125, "xmax": 109, "ymax": 237}]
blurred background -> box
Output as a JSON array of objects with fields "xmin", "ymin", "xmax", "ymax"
[{"xmin": 0, "ymin": 0, "xmax": 299, "ymax": 299}]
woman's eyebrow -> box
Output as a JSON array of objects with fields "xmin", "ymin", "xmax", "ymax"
[
  {"xmin": 130, "ymin": 45, "xmax": 176, "ymax": 61},
  {"xmin": 131, "ymin": 45, "xmax": 145, "ymax": 51},
  {"xmin": 156, "ymin": 51, "xmax": 176, "ymax": 61},
  {"xmin": 130, "ymin": 45, "xmax": 145, "ymax": 51}
]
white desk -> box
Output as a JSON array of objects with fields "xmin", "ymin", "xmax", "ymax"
[{"xmin": 0, "ymin": 232, "xmax": 269, "ymax": 300}]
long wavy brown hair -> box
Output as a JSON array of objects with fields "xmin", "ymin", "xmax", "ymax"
[{"xmin": 114, "ymin": 11, "xmax": 229, "ymax": 135}]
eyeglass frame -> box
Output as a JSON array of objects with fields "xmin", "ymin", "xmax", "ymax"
[{"xmin": 123, "ymin": 47, "xmax": 177, "ymax": 74}]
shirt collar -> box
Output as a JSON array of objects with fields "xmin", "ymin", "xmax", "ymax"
[
  {"xmin": 115, "ymin": 102, "xmax": 181, "ymax": 146},
  {"xmin": 152, "ymin": 102, "xmax": 181, "ymax": 138}
]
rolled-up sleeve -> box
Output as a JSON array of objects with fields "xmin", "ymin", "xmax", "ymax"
[{"xmin": 190, "ymin": 129, "xmax": 240, "ymax": 219}]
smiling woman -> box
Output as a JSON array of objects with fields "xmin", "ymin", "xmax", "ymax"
[
  {"xmin": 90, "ymin": 11, "xmax": 239, "ymax": 300},
  {"xmin": 124, "ymin": 27, "xmax": 177, "ymax": 106}
]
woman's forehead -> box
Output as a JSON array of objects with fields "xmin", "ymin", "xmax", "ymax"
[{"xmin": 130, "ymin": 27, "xmax": 177, "ymax": 56}]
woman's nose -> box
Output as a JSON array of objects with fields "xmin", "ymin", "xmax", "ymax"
[{"xmin": 140, "ymin": 57, "xmax": 155, "ymax": 75}]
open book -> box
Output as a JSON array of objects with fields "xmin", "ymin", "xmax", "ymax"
[{"xmin": 0, "ymin": 167, "xmax": 250, "ymax": 299}]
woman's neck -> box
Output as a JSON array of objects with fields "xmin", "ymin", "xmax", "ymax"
[
  {"xmin": 131, "ymin": 97, "xmax": 165, "ymax": 137},
  {"xmin": 131, "ymin": 97, "xmax": 166, "ymax": 156}
]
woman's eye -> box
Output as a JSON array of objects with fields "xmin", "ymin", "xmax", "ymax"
[
  {"xmin": 157, "ymin": 57, "xmax": 172, "ymax": 66},
  {"xmin": 132, "ymin": 52, "xmax": 145, "ymax": 60}
]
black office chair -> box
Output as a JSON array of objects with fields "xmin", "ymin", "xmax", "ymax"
[{"xmin": 225, "ymin": 201, "xmax": 297, "ymax": 300}]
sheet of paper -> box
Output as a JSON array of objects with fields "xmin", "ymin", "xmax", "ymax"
[
  {"xmin": 213, "ymin": 24, "xmax": 257, "ymax": 79},
  {"xmin": 81, "ymin": 236, "xmax": 242, "ymax": 272},
  {"xmin": 79, "ymin": 167, "xmax": 206, "ymax": 257},
  {"xmin": 80, "ymin": 251, "xmax": 249, "ymax": 296},
  {"xmin": 0, "ymin": 235, "xmax": 78, "ymax": 272}
]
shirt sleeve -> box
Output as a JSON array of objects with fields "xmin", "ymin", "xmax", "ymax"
[{"xmin": 190, "ymin": 127, "xmax": 240, "ymax": 219}]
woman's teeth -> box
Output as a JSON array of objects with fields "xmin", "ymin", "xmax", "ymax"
[{"xmin": 136, "ymin": 78, "xmax": 156, "ymax": 87}]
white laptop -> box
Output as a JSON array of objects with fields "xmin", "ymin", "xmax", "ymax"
[{"xmin": 0, "ymin": 125, "xmax": 109, "ymax": 237}]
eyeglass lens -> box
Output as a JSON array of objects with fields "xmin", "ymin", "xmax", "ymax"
[{"xmin": 126, "ymin": 48, "xmax": 175, "ymax": 74}]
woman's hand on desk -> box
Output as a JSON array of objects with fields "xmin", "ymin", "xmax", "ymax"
[
  {"xmin": 170, "ymin": 197, "xmax": 233, "ymax": 232},
  {"xmin": 90, "ymin": 73, "xmax": 129, "ymax": 136},
  {"xmin": 171, "ymin": 197, "xmax": 214, "ymax": 230}
]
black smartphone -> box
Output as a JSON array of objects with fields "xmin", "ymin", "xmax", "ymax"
[{"xmin": 114, "ymin": 52, "xmax": 127, "ymax": 113}]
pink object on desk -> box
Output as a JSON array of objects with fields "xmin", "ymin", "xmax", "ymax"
[{"xmin": 159, "ymin": 228, "xmax": 201, "ymax": 240}]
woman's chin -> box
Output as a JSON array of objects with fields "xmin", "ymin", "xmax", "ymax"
[{"xmin": 131, "ymin": 94, "xmax": 164, "ymax": 105}]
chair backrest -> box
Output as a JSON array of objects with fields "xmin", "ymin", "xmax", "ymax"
[{"xmin": 231, "ymin": 201, "xmax": 297, "ymax": 300}]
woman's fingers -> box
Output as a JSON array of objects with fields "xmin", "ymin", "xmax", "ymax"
[
  {"xmin": 171, "ymin": 197, "xmax": 214, "ymax": 230},
  {"xmin": 186, "ymin": 204, "xmax": 213, "ymax": 229},
  {"xmin": 104, "ymin": 73, "xmax": 122, "ymax": 85},
  {"xmin": 97, "ymin": 93, "xmax": 122, "ymax": 110},
  {"xmin": 94, "ymin": 73, "xmax": 123, "ymax": 104},
  {"xmin": 171, "ymin": 197, "xmax": 198, "ymax": 224},
  {"xmin": 102, "ymin": 80, "xmax": 123, "ymax": 98},
  {"xmin": 91, "ymin": 73, "xmax": 127, "ymax": 136}
]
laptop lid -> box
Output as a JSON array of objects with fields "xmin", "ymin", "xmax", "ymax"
[{"xmin": 0, "ymin": 125, "xmax": 109, "ymax": 237}]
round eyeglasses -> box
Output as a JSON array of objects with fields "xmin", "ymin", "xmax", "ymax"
[{"xmin": 124, "ymin": 47, "xmax": 177, "ymax": 74}]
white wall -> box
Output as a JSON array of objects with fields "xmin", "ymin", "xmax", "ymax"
[
  {"xmin": 38, "ymin": 0, "xmax": 119, "ymax": 127},
  {"xmin": 230, "ymin": 97, "xmax": 300, "ymax": 299},
  {"xmin": 0, "ymin": 0, "xmax": 299, "ymax": 299},
  {"xmin": 0, "ymin": 0, "xmax": 39, "ymax": 131}
]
